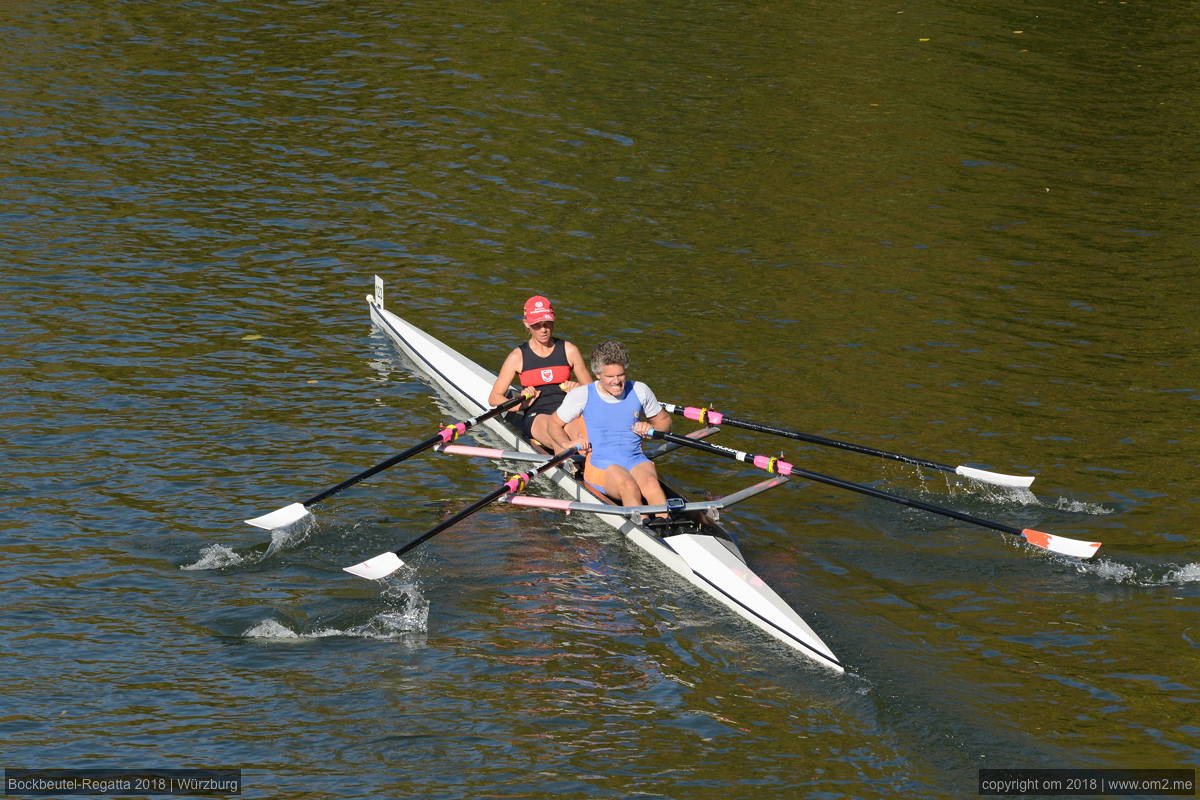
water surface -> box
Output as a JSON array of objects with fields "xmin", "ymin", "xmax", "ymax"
[{"xmin": 2, "ymin": 1, "xmax": 1196, "ymax": 797}]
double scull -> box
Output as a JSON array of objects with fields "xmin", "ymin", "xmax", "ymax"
[{"xmin": 351, "ymin": 277, "xmax": 845, "ymax": 673}]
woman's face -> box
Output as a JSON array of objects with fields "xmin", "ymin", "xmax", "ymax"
[{"xmin": 526, "ymin": 319, "xmax": 554, "ymax": 344}]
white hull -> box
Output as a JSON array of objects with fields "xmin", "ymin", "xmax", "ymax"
[{"xmin": 367, "ymin": 288, "xmax": 843, "ymax": 673}]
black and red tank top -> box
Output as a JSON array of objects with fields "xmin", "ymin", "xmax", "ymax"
[{"xmin": 518, "ymin": 339, "xmax": 571, "ymax": 415}]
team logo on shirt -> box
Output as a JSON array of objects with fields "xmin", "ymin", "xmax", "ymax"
[{"xmin": 520, "ymin": 363, "xmax": 570, "ymax": 387}]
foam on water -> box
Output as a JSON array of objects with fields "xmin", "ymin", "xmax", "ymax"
[
  {"xmin": 918, "ymin": 468, "xmax": 1116, "ymax": 516},
  {"xmin": 1070, "ymin": 557, "xmax": 1137, "ymax": 583},
  {"xmin": 261, "ymin": 517, "xmax": 316, "ymax": 558},
  {"xmin": 1050, "ymin": 496, "xmax": 1114, "ymax": 516},
  {"xmin": 974, "ymin": 484, "xmax": 1039, "ymax": 507},
  {"xmin": 243, "ymin": 619, "xmax": 304, "ymax": 639},
  {"xmin": 1066, "ymin": 558, "xmax": 1200, "ymax": 587},
  {"xmin": 965, "ymin": 484, "xmax": 1113, "ymax": 517},
  {"xmin": 242, "ymin": 611, "xmax": 427, "ymax": 640},
  {"xmin": 181, "ymin": 544, "xmax": 245, "ymax": 571},
  {"xmin": 243, "ymin": 582, "xmax": 430, "ymax": 640},
  {"xmin": 182, "ymin": 516, "xmax": 319, "ymax": 571},
  {"xmin": 1165, "ymin": 563, "xmax": 1200, "ymax": 584}
]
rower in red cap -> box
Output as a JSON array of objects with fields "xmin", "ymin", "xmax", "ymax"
[{"xmin": 488, "ymin": 295, "xmax": 592, "ymax": 450}]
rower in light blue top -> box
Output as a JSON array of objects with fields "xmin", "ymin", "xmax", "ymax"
[{"xmin": 550, "ymin": 340, "xmax": 672, "ymax": 510}]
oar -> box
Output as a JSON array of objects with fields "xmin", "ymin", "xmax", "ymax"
[
  {"xmin": 644, "ymin": 430, "xmax": 1101, "ymax": 559},
  {"xmin": 245, "ymin": 393, "xmax": 529, "ymax": 530},
  {"xmin": 343, "ymin": 446, "xmax": 581, "ymax": 580},
  {"xmin": 662, "ymin": 403, "xmax": 1035, "ymax": 488}
]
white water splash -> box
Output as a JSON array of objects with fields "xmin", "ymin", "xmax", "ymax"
[
  {"xmin": 261, "ymin": 516, "xmax": 316, "ymax": 558},
  {"xmin": 182, "ymin": 516, "xmax": 318, "ymax": 571},
  {"xmin": 181, "ymin": 544, "xmax": 245, "ymax": 571},
  {"xmin": 1164, "ymin": 563, "xmax": 1200, "ymax": 584},
  {"xmin": 975, "ymin": 485, "xmax": 1039, "ymax": 506},
  {"xmin": 945, "ymin": 475, "xmax": 1116, "ymax": 517},
  {"xmin": 1050, "ymin": 496, "xmax": 1114, "ymax": 516},
  {"xmin": 243, "ymin": 609, "xmax": 428, "ymax": 641},
  {"xmin": 243, "ymin": 619, "xmax": 304, "ymax": 639},
  {"xmin": 912, "ymin": 468, "xmax": 1037, "ymax": 507},
  {"xmin": 1068, "ymin": 558, "xmax": 1137, "ymax": 583},
  {"xmin": 243, "ymin": 582, "xmax": 430, "ymax": 640},
  {"xmin": 1067, "ymin": 558, "xmax": 1200, "ymax": 587}
]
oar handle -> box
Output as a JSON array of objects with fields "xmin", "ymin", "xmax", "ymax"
[{"xmin": 301, "ymin": 394, "xmax": 527, "ymax": 507}]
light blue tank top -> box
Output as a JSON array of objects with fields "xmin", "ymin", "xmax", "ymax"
[{"xmin": 582, "ymin": 382, "xmax": 649, "ymax": 471}]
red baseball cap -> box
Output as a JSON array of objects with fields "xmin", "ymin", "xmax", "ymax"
[{"xmin": 523, "ymin": 295, "xmax": 555, "ymax": 324}]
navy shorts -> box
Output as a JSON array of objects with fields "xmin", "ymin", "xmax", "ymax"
[{"xmin": 513, "ymin": 411, "xmax": 540, "ymax": 440}]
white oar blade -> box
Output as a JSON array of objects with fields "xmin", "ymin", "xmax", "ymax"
[
  {"xmin": 1021, "ymin": 529, "xmax": 1101, "ymax": 559},
  {"xmin": 343, "ymin": 552, "xmax": 405, "ymax": 580},
  {"xmin": 245, "ymin": 502, "xmax": 310, "ymax": 530},
  {"xmin": 955, "ymin": 465, "xmax": 1035, "ymax": 488}
]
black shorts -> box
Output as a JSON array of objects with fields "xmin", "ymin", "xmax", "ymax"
[{"xmin": 512, "ymin": 411, "xmax": 540, "ymax": 440}]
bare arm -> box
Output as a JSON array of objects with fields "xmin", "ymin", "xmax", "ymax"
[
  {"xmin": 543, "ymin": 411, "xmax": 573, "ymax": 453},
  {"xmin": 634, "ymin": 409, "xmax": 671, "ymax": 437},
  {"xmin": 488, "ymin": 348, "xmax": 536, "ymax": 408},
  {"xmin": 548, "ymin": 387, "xmax": 590, "ymax": 454},
  {"xmin": 559, "ymin": 341, "xmax": 593, "ymax": 392}
]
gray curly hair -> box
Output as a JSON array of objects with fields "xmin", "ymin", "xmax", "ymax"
[{"xmin": 590, "ymin": 339, "xmax": 629, "ymax": 374}]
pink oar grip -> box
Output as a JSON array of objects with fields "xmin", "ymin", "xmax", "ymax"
[
  {"xmin": 682, "ymin": 406, "xmax": 724, "ymax": 424},
  {"xmin": 438, "ymin": 422, "xmax": 467, "ymax": 443},
  {"xmin": 504, "ymin": 473, "xmax": 530, "ymax": 493},
  {"xmin": 752, "ymin": 455, "xmax": 794, "ymax": 475}
]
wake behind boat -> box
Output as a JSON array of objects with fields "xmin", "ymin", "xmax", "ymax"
[{"xmin": 355, "ymin": 277, "xmax": 845, "ymax": 673}]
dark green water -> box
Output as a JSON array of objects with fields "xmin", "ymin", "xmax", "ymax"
[{"xmin": 3, "ymin": 1, "xmax": 1196, "ymax": 797}]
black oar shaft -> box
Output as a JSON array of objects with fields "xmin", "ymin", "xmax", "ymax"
[
  {"xmin": 303, "ymin": 434, "xmax": 441, "ymax": 506},
  {"xmin": 302, "ymin": 394, "xmax": 526, "ymax": 508},
  {"xmin": 733, "ymin": 419, "xmax": 950, "ymax": 473},
  {"xmin": 649, "ymin": 430, "xmax": 1021, "ymax": 537},
  {"xmin": 790, "ymin": 460, "xmax": 1019, "ymax": 537},
  {"xmin": 395, "ymin": 485, "xmax": 511, "ymax": 558},
  {"xmin": 662, "ymin": 403, "xmax": 954, "ymax": 474},
  {"xmin": 390, "ymin": 446, "xmax": 580, "ymax": 558}
]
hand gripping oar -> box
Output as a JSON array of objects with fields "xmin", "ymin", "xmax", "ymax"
[
  {"xmin": 343, "ymin": 446, "xmax": 581, "ymax": 580},
  {"xmin": 245, "ymin": 394, "xmax": 529, "ymax": 530},
  {"xmin": 644, "ymin": 430, "xmax": 1100, "ymax": 559},
  {"xmin": 662, "ymin": 403, "xmax": 1035, "ymax": 488}
]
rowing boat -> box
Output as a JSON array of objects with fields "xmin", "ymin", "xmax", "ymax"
[{"xmin": 364, "ymin": 277, "xmax": 844, "ymax": 673}]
